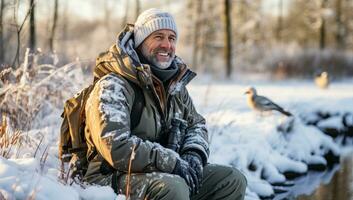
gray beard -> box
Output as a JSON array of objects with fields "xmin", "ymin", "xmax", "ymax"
[
  {"xmin": 140, "ymin": 47, "xmax": 174, "ymax": 69},
  {"xmin": 151, "ymin": 59, "xmax": 173, "ymax": 69}
]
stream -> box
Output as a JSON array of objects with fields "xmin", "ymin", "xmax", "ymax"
[{"xmin": 273, "ymin": 153, "xmax": 353, "ymax": 200}]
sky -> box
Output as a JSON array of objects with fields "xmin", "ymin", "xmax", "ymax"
[{"xmin": 262, "ymin": 0, "xmax": 290, "ymax": 16}]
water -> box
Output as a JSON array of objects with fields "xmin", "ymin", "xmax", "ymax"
[{"xmin": 273, "ymin": 156, "xmax": 353, "ymax": 200}]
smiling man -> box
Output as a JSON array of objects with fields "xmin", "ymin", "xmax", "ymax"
[{"xmin": 83, "ymin": 8, "xmax": 247, "ymax": 200}]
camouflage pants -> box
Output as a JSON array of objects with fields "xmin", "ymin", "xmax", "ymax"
[{"xmin": 113, "ymin": 164, "xmax": 247, "ymax": 200}]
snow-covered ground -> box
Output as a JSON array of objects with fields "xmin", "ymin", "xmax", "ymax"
[
  {"xmin": 1, "ymin": 68, "xmax": 353, "ymax": 199},
  {"xmin": 189, "ymin": 79, "xmax": 353, "ymax": 199}
]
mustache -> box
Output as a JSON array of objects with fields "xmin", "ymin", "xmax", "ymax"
[{"xmin": 152, "ymin": 48, "xmax": 174, "ymax": 54}]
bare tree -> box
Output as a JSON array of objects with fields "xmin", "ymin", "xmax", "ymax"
[
  {"xmin": 191, "ymin": 0, "xmax": 202, "ymax": 71},
  {"xmin": 49, "ymin": 0, "xmax": 58, "ymax": 52},
  {"xmin": 0, "ymin": 0, "xmax": 4, "ymax": 63},
  {"xmin": 122, "ymin": 0, "xmax": 129, "ymax": 28},
  {"xmin": 62, "ymin": 0, "xmax": 68, "ymax": 52},
  {"xmin": 231, "ymin": 0, "xmax": 266, "ymax": 73},
  {"xmin": 223, "ymin": 0, "xmax": 232, "ymax": 78},
  {"xmin": 12, "ymin": 0, "xmax": 20, "ymax": 67},
  {"xmin": 335, "ymin": 0, "xmax": 345, "ymax": 49},
  {"xmin": 319, "ymin": 0, "xmax": 328, "ymax": 50},
  {"xmin": 276, "ymin": 0, "xmax": 283, "ymax": 42},
  {"xmin": 11, "ymin": 0, "xmax": 36, "ymax": 67},
  {"xmin": 135, "ymin": 0, "xmax": 140, "ymax": 21},
  {"xmin": 29, "ymin": 0, "xmax": 36, "ymax": 51},
  {"xmin": 187, "ymin": 0, "xmax": 219, "ymax": 73},
  {"xmin": 235, "ymin": 0, "xmax": 247, "ymax": 43}
]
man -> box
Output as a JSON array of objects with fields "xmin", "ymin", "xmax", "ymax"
[{"xmin": 84, "ymin": 8, "xmax": 247, "ymax": 200}]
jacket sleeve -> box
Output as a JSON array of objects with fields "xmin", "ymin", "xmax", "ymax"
[
  {"xmin": 179, "ymin": 87, "xmax": 209, "ymax": 165},
  {"xmin": 85, "ymin": 73, "xmax": 178, "ymax": 173}
]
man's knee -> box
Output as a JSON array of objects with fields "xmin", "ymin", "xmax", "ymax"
[
  {"xmin": 148, "ymin": 174, "xmax": 189, "ymax": 199},
  {"xmin": 201, "ymin": 164, "xmax": 247, "ymax": 199},
  {"xmin": 206, "ymin": 164, "xmax": 247, "ymax": 187},
  {"xmin": 216, "ymin": 165, "xmax": 247, "ymax": 191},
  {"xmin": 230, "ymin": 167, "xmax": 247, "ymax": 192}
]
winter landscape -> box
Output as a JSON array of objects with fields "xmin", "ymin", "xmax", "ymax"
[
  {"xmin": 1, "ymin": 0, "xmax": 353, "ymax": 200},
  {"xmin": 1, "ymin": 59, "xmax": 353, "ymax": 199}
]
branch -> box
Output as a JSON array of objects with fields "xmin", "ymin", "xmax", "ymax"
[
  {"xmin": 18, "ymin": 0, "xmax": 37, "ymax": 33},
  {"xmin": 125, "ymin": 144, "xmax": 136, "ymax": 199}
]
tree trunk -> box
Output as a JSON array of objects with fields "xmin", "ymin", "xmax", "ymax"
[
  {"xmin": 12, "ymin": 0, "xmax": 20, "ymax": 67},
  {"xmin": 122, "ymin": 0, "xmax": 129, "ymax": 28},
  {"xmin": 49, "ymin": 0, "xmax": 58, "ymax": 52},
  {"xmin": 276, "ymin": 0, "xmax": 283, "ymax": 42},
  {"xmin": 224, "ymin": 0, "xmax": 232, "ymax": 78},
  {"xmin": 239, "ymin": 0, "xmax": 247, "ymax": 43},
  {"xmin": 319, "ymin": 0, "xmax": 328, "ymax": 50},
  {"xmin": 191, "ymin": 0, "xmax": 202, "ymax": 71},
  {"xmin": 0, "ymin": 0, "xmax": 4, "ymax": 63},
  {"xmin": 12, "ymin": 0, "xmax": 35, "ymax": 67},
  {"xmin": 62, "ymin": 0, "xmax": 68, "ymax": 53},
  {"xmin": 104, "ymin": 0, "xmax": 113, "ymax": 37},
  {"xmin": 135, "ymin": 0, "xmax": 140, "ymax": 21},
  {"xmin": 335, "ymin": 0, "xmax": 345, "ymax": 49},
  {"xmin": 200, "ymin": 0, "xmax": 211, "ymax": 69},
  {"xmin": 319, "ymin": 19, "xmax": 326, "ymax": 50},
  {"xmin": 29, "ymin": 0, "xmax": 36, "ymax": 52}
]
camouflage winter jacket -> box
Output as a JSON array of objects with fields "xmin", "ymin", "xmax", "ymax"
[{"xmin": 83, "ymin": 24, "xmax": 209, "ymax": 185}]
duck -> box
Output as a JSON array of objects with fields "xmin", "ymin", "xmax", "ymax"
[{"xmin": 315, "ymin": 71, "xmax": 329, "ymax": 89}]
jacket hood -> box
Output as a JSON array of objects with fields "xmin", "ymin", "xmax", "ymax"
[
  {"xmin": 93, "ymin": 24, "xmax": 196, "ymax": 90},
  {"xmin": 93, "ymin": 25, "xmax": 140, "ymax": 84}
]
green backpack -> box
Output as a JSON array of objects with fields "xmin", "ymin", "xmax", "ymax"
[{"xmin": 59, "ymin": 79, "xmax": 144, "ymax": 183}]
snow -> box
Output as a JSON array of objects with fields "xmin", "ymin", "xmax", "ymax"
[
  {"xmin": 0, "ymin": 154, "xmax": 125, "ymax": 200},
  {"xmin": 188, "ymin": 80, "xmax": 353, "ymax": 199},
  {"xmin": 273, "ymin": 164, "xmax": 340, "ymax": 199},
  {"xmin": 98, "ymin": 74, "xmax": 128, "ymax": 124},
  {"xmin": 0, "ymin": 157, "xmax": 79, "ymax": 200},
  {"xmin": 1, "ymin": 73, "xmax": 353, "ymax": 199},
  {"xmin": 78, "ymin": 186, "xmax": 122, "ymax": 200},
  {"xmin": 317, "ymin": 116, "xmax": 345, "ymax": 130}
]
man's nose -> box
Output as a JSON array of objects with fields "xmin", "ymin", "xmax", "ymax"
[{"xmin": 160, "ymin": 38, "xmax": 172, "ymax": 49}]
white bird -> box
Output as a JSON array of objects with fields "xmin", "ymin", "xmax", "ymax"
[
  {"xmin": 315, "ymin": 71, "xmax": 329, "ymax": 89},
  {"xmin": 244, "ymin": 87, "xmax": 292, "ymax": 117}
]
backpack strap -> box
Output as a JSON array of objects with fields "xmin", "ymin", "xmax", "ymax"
[{"xmin": 129, "ymin": 80, "xmax": 145, "ymax": 130}]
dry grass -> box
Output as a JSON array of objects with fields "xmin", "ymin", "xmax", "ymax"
[
  {"xmin": 27, "ymin": 190, "xmax": 37, "ymax": 200},
  {"xmin": 33, "ymin": 135, "xmax": 44, "ymax": 158},
  {"xmin": 0, "ymin": 50, "xmax": 94, "ymax": 199},
  {"xmin": 125, "ymin": 144, "xmax": 136, "ymax": 200},
  {"xmin": 0, "ymin": 49, "xmax": 89, "ymax": 131},
  {"xmin": 0, "ymin": 114, "xmax": 22, "ymax": 158},
  {"xmin": 39, "ymin": 145, "xmax": 49, "ymax": 173},
  {"xmin": 0, "ymin": 191, "xmax": 5, "ymax": 200}
]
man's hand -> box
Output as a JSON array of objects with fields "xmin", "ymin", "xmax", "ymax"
[
  {"xmin": 172, "ymin": 158, "xmax": 199, "ymax": 195},
  {"xmin": 182, "ymin": 152, "xmax": 203, "ymax": 189}
]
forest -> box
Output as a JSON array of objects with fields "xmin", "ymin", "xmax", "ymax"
[{"xmin": 1, "ymin": 0, "xmax": 353, "ymax": 78}]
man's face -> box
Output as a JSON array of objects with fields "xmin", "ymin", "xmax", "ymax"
[{"xmin": 139, "ymin": 29, "xmax": 176, "ymax": 69}]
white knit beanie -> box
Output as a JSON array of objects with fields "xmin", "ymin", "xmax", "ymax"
[{"xmin": 134, "ymin": 8, "xmax": 178, "ymax": 48}]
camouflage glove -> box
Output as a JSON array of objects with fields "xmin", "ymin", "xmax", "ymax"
[
  {"xmin": 172, "ymin": 158, "xmax": 199, "ymax": 196},
  {"xmin": 181, "ymin": 151, "xmax": 203, "ymax": 190}
]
